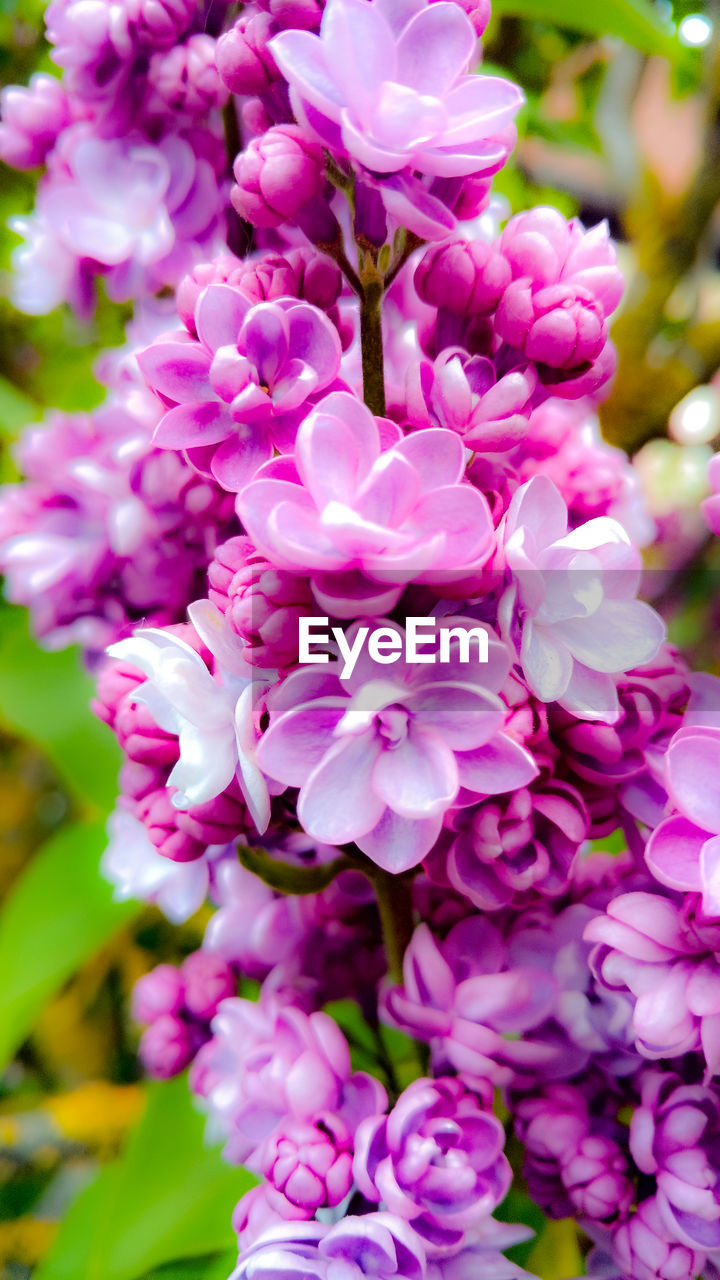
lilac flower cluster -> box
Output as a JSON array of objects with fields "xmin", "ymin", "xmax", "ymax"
[{"xmin": 4, "ymin": 0, "xmax": 720, "ymax": 1277}]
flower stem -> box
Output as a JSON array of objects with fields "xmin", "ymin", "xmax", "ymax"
[
  {"xmin": 360, "ymin": 862, "xmax": 415, "ymax": 985},
  {"xmin": 360, "ymin": 278, "xmax": 386, "ymax": 417}
]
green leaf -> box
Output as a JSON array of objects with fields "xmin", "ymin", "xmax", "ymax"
[
  {"xmin": 0, "ymin": 603, "xmax": 121, "ymax": 811},
  {"xmin": 0, "ymin": 373, "xmax": 38, "ymax": 438},
  {"xmin": 0, "ymin": 819, "xmax": 141, "ymax": 1070},
  {"xmin": 35, "ymin": 1076, "xmax": 255, "ymax": 1280},
  {"xmin": 525, "ymin": 1218, "xmax": 584, "ymax": 1278},
  {"xmin": 493, "ymin": 0, "xmax": 683, "ymax": 61}
]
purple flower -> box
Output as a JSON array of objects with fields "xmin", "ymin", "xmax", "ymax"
[
  {"xmin": 217, "ymin": 13, "xmax": 280, "ymax": 95},
  {"xmin": 190, "ymin": 991, "xmax": 386, "ymax": 1165},
  {"xmin": 406, "ymin": 351, "xmax": 536, "ymax": 452},
  {"xmin": 261, "ymin": 1113, "xmax": 354, "ymax": 1212},
  {"xmin": 611, "ymin": 1197, "xmax": 707, "ymax": 1280},
  {"xmin": 499, "ymin": 475, "xmax": 666, "ymax": 722},
  {"xmin": 232, "ymin": 125, "xmax": 327, "ymax": 229},
  {"xmin": 108, "ymin": 599, "xmax": 275, "ymax": 833},
  {"xmin": 231, "ymin": 1215, "xmax": 427, "ymax": 1280},
  {"xmin": 585, "ymin": 891, "xmax": 720, "ymax": 1077},
  {"xmin": 139, "ymin": 288, "xmax": 342, "ymax": 491},
  {"xmin": 11, "ymin": 129, "xmax": 225, "ymax": 314},
  {"xmin": 132, "ymin": 963, "xmax": 185, "ymax": 1023},
  {"xmin": 354, "ymin": 1076, "xmax": 510, "ymax": 1255},
  {"xmin": 414, "ymin": 238, "xmax": 511, "ymax": 317},
  {"xmin": 101, "ymin": 806, "xmax": 215, "ymax": 922},
  {"xmin": 238, "ymin": 392, "xmax": 495, "ymax": 616},
  {"xmin": 208, "ymin": 536, "xmax": 314, "ymax": 669},
  {"xmin": 440, "ymin": 774, "xmax": 588, "ymax": 910},
  {"xmin": 138, "ymin": 1012, "xmax": 199, "ymax": 1078},
  {"xmin": 494, "ymin": 208, "xmax": 624, "ymax": 396},
  {"xmin": 148, "ymin": 35, "xmax": 228, "ymax": 118},
  {"xmin": 269, "ymin": 0, "xmax": 522, "ymax": 178},
  {"xmin": 383, "ymin": 916, "xmax": 557, "ymax": 1086},
  {"xmin": 646, "ymin": 724, "xmax": 720, "ymax": 916},
  {"xmin": 630, "ymin": 1070, "xmax": 720, "ymax": 1251},
  {"xmin": 0, "ymin": 73, "xmax": 71, "ymax": 169},
  {"xmin": 257, "ymin": 619, "xmax": 536, "ymax": 872}
]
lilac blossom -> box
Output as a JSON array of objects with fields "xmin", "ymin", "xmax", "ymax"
[
  {"xmin": 646, "ymin": 724, "xmax": 720, "ymax": 916},
  {"xmin": 269, "ymin": 0, "xmax": 523, "ymax": 178},
  {"xmin": 138, "ymin": 287, "xmax": 343, "ymax": 491},
  {"xmin": 499, "ymin": 475, "xmax": 666, "ymax": 722},
  {"xmin": 11, "ymin": 130, "xmax": 225, "ymax": 314},
  {"xmin": 383, "ymin": 917, "xmax": 558, "ymax": 1086},
  {"xmin": 354, "ymin": 1076, "xmax": 511, "ymax": 1255},
  {"xmin": 191, "ymin": 991, "xmax": 386, "ymax": 1165},
  {"xmin": 585, "ymin": 891, "xmax": 720, "ymax": 1077},
  {"xmin": 237, "ymin": 392, "xmax": 495, "ymax": 616},
  {"xmin": 0, "ymin": 73, "xmax": 71, "ymax": 169},
  {"xmin": 405, "ymin": 351, "xmax": 536, "ymax": 451},
  {"xmin": 257, "ymin": 619, "xmax": 536, "ymax": 872},
  {"xmin": 208, "ymin": 536, "xmax": 314, "ymax": 669},
  {"xmin": 107, "ymin": 600, "xmax": 274, "ymax": 832},
  {"xmin": 230, "ymin": 1216, "xmax": 427, "ymax": 1280},
  {"xmin": 630, "ymin": 1069, "xmax": 720, "ymax": 1251},
  {"xmin": 101, "ymin": 806, "xmax": 217, "ymax": 923}
]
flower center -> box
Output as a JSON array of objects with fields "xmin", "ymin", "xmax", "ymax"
[{"xmin": 377, "ymin": 704, "xmax": 409, "ymax": 748}]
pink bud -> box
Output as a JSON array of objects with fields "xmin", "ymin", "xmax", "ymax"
[{"xmin": 232, "ymin": 125, "xmax": 326, "ymax": 229}]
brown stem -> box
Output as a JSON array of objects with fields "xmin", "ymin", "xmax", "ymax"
[
  {"xmin": 357, "ymin": 861, "xmax": 415, "ymax": 984},
  {"xmin": 360, "ymin": 278, "xmax": 386, "ymax": 417}
]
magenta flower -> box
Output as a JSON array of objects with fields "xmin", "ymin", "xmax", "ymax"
[
  {"xmin": 646, "ymin": 724, "xmax": 720, "ymax": 916},
  {"xmin": 499, "ymin": 475, "xmax": 666, "ymax": 722},
  {"xmin": 354, "ymin": 1076, "xmax": 511, "ymax": 1255},
  {"xmin": 232, "ymin": 125, "xmax": 327, "ymax": 229},
  {"xmin": 630, "ymin": 1070, "xmax": 720, "ymax": 1251},
  {"xmin": 190, "ymin": 992, "xmax": 386, "ymax": 1165},
  {"xmin": 139, "ymin": 287, "xmax": 343, "ymax": 491},
  {"xmin": 0, "ymin": 73, "xmax": 71, "ymax": 170},
  {"xmin": 406, "ymin": 350, "xmax": 536, "ymax": 451},
  {"xmin": 238, "ymin": 392, "xmax": 495, "ymax": 616},
  {"xmin": 383, "ymin": 916, "xmax": 557, "ymax": 1085},
  {"xmin": 269, "ymin": 0, "xmax": 522, "ymax": 177},
  {"xmin": 585, "ymin": 891, "xmax": 720, "ymax": 1078},
  {"xmin": 611, "ymin": 1197, "xmax": 708, "ymax": 1280},
  {"xmin": 231, "ymin": 1216, "xmax": 427, "ymax": 1280},
  {"xmin": 257, "ymin": 619, "xmax": 537, "ymax": 872},
  {"xmin": 261, "ymin": 1114, "xmax": 354, "ymax": 1213}
]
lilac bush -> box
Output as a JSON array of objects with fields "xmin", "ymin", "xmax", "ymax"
[{"xmin": 4, "ymin": 1, "xmax": 720, "ymax": 1278}]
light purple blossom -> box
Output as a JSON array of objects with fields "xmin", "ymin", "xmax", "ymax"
[
  {"xmin": 269, "ymin": 0, "xmax": 523, "ymax": 178},
  {"xmin": 383, "ymin": 916, "xmax": 557, "ymax": 1086},
  {"xmin": 230, "ymin": 1215, "xmax": 427, "ymax": 1280},
  {"xmin": 191, "ymin": 991, "xmax": 386, "ymax": 1165},
  {"xmin": 630, "ymin": 1069, "xmax": 720, "ymax": 1251},
  {"xmin": 238, "ymin": 392, "xmax": 495, "ymax": 617},
  {"xmin": 499, "ymin": 475, "xmax": 666, "ymax": 722},
  {"xmin": 405, "ymin": 351, "xmax": 536, "ymax": 451},
  {"xmin": 101, "ymin": 806, "xmax": 215, "ymax": 923},
  {"xmin": 139, "ymin": 288, "xmax": 343, "ymax": 491},
  {"xmin": 354, "ymin": 1076, "xmax": 511, "ymax": 1255},
  {"xmin": 0, "ymin": 73, "xmax": 71, "ymax": 169},
  {"xmin": 257, "ymin": 619, "xmax": 536, "ymax": 872},
  {"xmin": 646, "ymin": 724, "xmax": 720, "ymax": 917}
]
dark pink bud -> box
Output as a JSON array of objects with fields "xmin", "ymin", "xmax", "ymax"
[
  {"xmin": 414, "ymin": 239, "xmax": 511, "ymax": 317},
  {"xmin": 136, "ymin": 788, "xmax": 206, "ymax": 862},
  {"xmin": 259, "ymin": 0, "xmax": 323, "ymax": 31},
  {"xmin": 134, "ymin": 0, "xmax": 196, "ymax": 48},
  {"xmin": 92, "ymin": 659, "xmax": 145, "ymax": 730},
  {"xmin": 216, "ymin": 12, "xmax": 279, "ymax": 95},
  {"xmin": 181, "ymin": 951, "xmax": 236, "ymax": 1021},
  {"xmin": 261, "ymin": 1115, "xmax": 354, "ymax": 1211},
  {"xmin": 115, "ymin": 698, "xmax": 179, "ymax": 767},
  {"xmin": 148, "ymin": 34, "xmax": 228, "ymax": 116},
  {"xmin": 177, "ymin": 255, "xmax": 242, "ymax": 334},
  {"xmin": 132, "ymin": 963, "xmax": 185, "ymax": 1024},
  {"xmin": 138, "ymin": 1014, "xmax": 196, "ymax": 1079},
  {"xmin": 232, "ymin": 125, "xmax": 326, "ymax": 229},
  {"xmin": 174, "ymin": 788, "xmax": 247, "ymax": 845}
]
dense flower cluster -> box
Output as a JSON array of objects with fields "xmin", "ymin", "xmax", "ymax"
[{"xmin": 4, "ymin": 1, "xmax": 720, "ymax": 1277}]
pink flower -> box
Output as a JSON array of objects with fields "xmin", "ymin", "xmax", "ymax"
[
  {"xmin": 238, "ymin": 391, "xmax": 495, "ymax": 617},
  {"xmin": 232, "ymin": 125, "xmax": 326, "ymax": 229},
  {"xmin": 257, "ymin": 620, "xmax": 536, "ymax": 872},
  {"xmin": 138, "ymin": 287, "xmax": 342, "ymax": 491},
  {"xmin": 269, "ymin": 0, "xmax": 522, "ymax": 177},
  {"xmin": 406, "ymin": 350, "xmax": 536, "ymax": 451},
  {"xmin": 646, "ymin": 723, "xmax": 720, "ymax": 916},
  {"xmin": 499, "ymin": 475, "xmax": 666, "ymax": 722}
]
